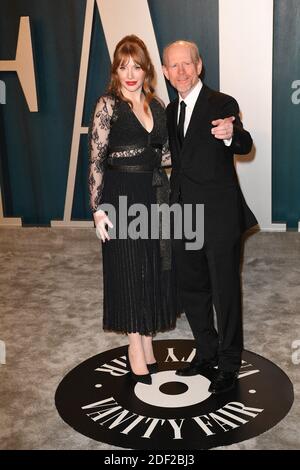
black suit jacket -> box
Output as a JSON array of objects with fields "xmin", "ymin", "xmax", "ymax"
[{"xmin": 166, "ymin": 84, "xmax": 258, "ymax": 238}]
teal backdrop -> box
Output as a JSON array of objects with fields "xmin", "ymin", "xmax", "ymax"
[
  {"xmin": 0, "ymin": 0, "xmax": 299, "ymax": 228},
  {"xmin": 273, "ymin": 0, "xmax": 300, "ymax": 228}
]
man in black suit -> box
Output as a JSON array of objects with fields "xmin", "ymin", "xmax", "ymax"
[{"xmin": 163, "ymin": 40, "xmax": 257, "ymax": 394}]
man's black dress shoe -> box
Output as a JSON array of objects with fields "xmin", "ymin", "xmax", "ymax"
[
  {"xmin": 208, "ymin": 370, "xmax": 239, "ymax": 394},
  {"xmin": 175, "ymin": 358, "xmax": 217, "ymax": 376}
]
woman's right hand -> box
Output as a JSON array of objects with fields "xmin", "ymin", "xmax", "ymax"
[{"xmin": 93, "ymin": 209, "xmax": 113, "ymax": 242}]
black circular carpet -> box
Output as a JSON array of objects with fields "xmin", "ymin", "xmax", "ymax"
[{"xmin": 55, "ymin": 339, "xmax": 294, "ymax": 449}]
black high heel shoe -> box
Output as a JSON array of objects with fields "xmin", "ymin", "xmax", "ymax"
[
  {"xmin": 147, "ymin": 362, "xmax": 159, "ymax": 374},
  {"xmin": 126, "ymin": 350, "xmax": 152, "ymax": 385}
]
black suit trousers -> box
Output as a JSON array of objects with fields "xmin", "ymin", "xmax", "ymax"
[{"xmin": 173, "ymin": 234, "xmax": 243, "ymax": 372}]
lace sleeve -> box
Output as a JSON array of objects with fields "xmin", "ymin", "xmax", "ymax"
[
  {"xmin": 161, "ymin": 139, "xmax": 172, "ymax": 167},
  {"xmin": 154, "ymin": 97, "xmax": 172, "ymax": 168},
  {"xmin": 88, "ymin": 95, "xmax": 114, "ymax": 212}
]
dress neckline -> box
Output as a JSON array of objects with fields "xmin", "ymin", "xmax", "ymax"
[{"xmin": 127, "ymin": 101, "xmax": 154, "ymax": 134}]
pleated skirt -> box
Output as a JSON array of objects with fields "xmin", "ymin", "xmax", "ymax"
[{"xmin": 101, "ymin": 170, "xmax": 179, "ymax": 335}]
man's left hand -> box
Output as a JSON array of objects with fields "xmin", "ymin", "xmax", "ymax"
[{"xmin": 211, "ymin": 116, "xmax": 235, "ymax": 140}]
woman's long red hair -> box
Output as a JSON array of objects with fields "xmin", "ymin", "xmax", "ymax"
[{"xmin": 107, "ymin": 35, "xmax": 156, "ymax": 113}]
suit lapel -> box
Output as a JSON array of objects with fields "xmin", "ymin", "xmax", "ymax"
[
  {"xmin": 181, "ymin": 84, "xmax": 212, "ymax": 152},
  {"xmin": 169, "ymin": 97, "xmax": 180, "ymax": 154},
  {"xmin": 168, "ymin": 85, "xmax": 212, "ymax": 159}
]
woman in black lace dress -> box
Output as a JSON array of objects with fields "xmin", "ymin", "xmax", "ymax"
[{"xmin": 88, "ymin": 35, "xmax": 178, "ymax": 385}]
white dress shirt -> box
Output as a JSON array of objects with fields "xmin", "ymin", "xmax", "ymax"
[{"xmin": 177, "ymin": 79, "xmax": 232, "ymax": 146}]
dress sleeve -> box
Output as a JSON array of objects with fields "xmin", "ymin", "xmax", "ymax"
[
  {"xmin": 155, "ymin": 97, "xmax": 172, "ymax": 168},
  {"xmin": 161, "ymin": 139, "xmax": 172, "ymax": 167},
  {"xmin": 88, "ymin": 95, "xmax": 114, "ymax": 212}
]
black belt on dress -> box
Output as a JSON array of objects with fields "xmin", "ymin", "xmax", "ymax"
[{"xmin": 107, "ymin": 164, "xmax": 154, "ymax": 173}]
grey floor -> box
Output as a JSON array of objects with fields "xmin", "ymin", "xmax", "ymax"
[{"xmin": 0, "ymin": 227, "xmax": 299, "ymax": 450}]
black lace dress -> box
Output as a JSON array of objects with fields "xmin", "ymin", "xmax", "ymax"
[{"xmin": 88, "ymin": 94, "xmax": 179, "ymax": 334}]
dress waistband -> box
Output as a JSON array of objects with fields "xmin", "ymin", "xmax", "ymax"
[{"xmin": 107, "ymin": 164, "xmax": 155, "ymax": 173}]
